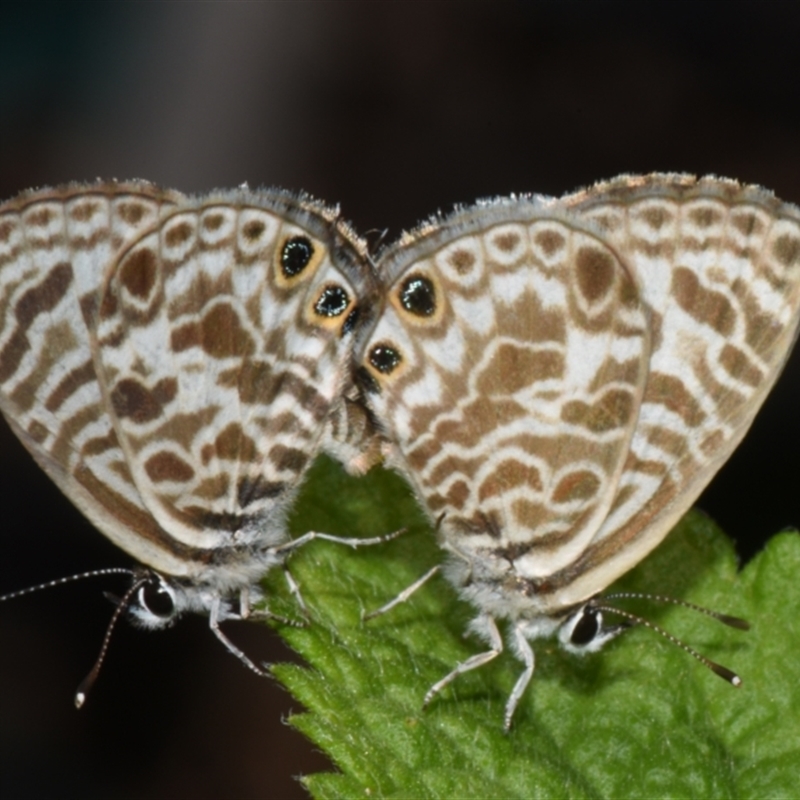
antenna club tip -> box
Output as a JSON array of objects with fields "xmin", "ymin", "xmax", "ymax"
[
  {"xmin": 74, "ymin": 692, "xmax": 86, "ymax": 709},
  {"xmin": 732, "ymin": 675, "xmax": 743, "ymax": 688}
]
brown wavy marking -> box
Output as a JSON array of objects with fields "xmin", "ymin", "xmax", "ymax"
[
  {"xmin": 575, "ymin": 245, "xmax": 616, "ymax": 303},
  {"xmin": 772, "ymin": 233, "xmax": 800, "ymax": 267},
  {"xmin": 144, "ymin": 450, "xmax": 195, "ymax": 483},
  {"xmin": 427, "ymin": 479, "xmax": 470, "ymax": 512},
  {"xmin": 588, "ymin": 355, "xmax": 642, "ymax": 392},
  {"xmin": 164, "ymin": 220, "xmax": 194, "ymax": 248},
  {"xmin": 27, "ymin": 419, "xmax": 48, "ymax": 444},
  {"xmin": 203, "ymin": 213, "xmax": 225, "ymax": 232},
  {"xmin": 428, "ymin": 397, "xmax": 528, "ymax": 453},
  {"xmin": 82, "ymin": 429, "xmax": 119, "ymax": 457},
  {"xmin": 242, "ymin": 218, "xmax": 265, "ymax": 242},
  {"xmin": 688, "ymin": 204, "xmax": 722, "ymax": 228},
  {"xmin": 111, "ymin": 377, "xmax": 178, "ymax": 424},
  {"xmin": 268, "ymin": 444, "xmax": 308, "ymax": 474},
  {"xmin": 730, "ymin": 277, "xmax": 783, "ymax": 356},
  {"xmin": 45, "ymin": 358, "xmax": 95, "ymax": 412},
  {"xmin": 476, "ymin": 343, "xmax": 564, "ymax": 396},
  {"xmin": 509, "ymin": 498, "xmax": 550, "ymax": 533},
  {"xmin": 645, "ymin": 372, "xmax": 706, "ymax": 427},
  {"xmin": 672, "ymin": 267, "xmax": 737, "ymax": 336},
  {"xmin": 730, "ymin": 209, "xmax": 764, "ymax": 237},
  {"xmin": 690, "ymin": 354, "xmax": 747, "ymax": 420},
  {"xmin": 622, "ymin": 450, "xmax": 668, "ymax": 476},
  {"xmin": 117, "ymin": 201, "xmax": 147, "ymax": 225},
  {"xmin": 478, "ymin": 459, "xmax": 543, "ymax": 502},
  {"xmin": 212, "ymin": 422, "xmax": 259, "ymax": 463},
  {"xmin": 500, "ymin": 288, "xmax": 568, "ymax": 343},
  {"xmin": 26, "ymin": 207, "xmax": 53, "ymax": 228},
  {"xmin": 9, "ymin": 319, "xmax": 77, "ymax": 413},
  {"xmin": 426, "ymin": 451, "xmax": 485, "ymax": 489},
  {"xmin": 608, "ymin": 482, "xmax": 637, "ymax": 514},
  {"xmin": 552, "ymin": 469, "xmax": 601, "ymax": 504},
  {"xmin": 638, "ymin": 205, "xmax": 673, "ymax": 230},
  {"xmin": 0, "ymin": 219, "xmax": 16, "ymax": 242},
  {"xmin": 119, "ymin": 247, "xmax": 158, "ymax": 301},
  {"xmin": 533, "ymin": 228, "xmax": 566, "ymax": 257},
  {"xmin": 69, "ymin": 200, "xmax": 102, "ymax": 222},
  {"xmin": 448, "ymin": 247, "xmax": 475, "ymax": 274},
  {"xmin": 193, "ymin": 473, "xmax": 230, "ymax": 501},
  {"xmin": 492, "ymin": 231, "xmax": 521, "ymax": 253},
  {"xmin": 171, "ymin": 303, "xmax": 255, "ymax": 359},
  {"xmin": 645, "ymin": 424, "xmax": 689, "ymax": 457},
  {"xmin": 719, "ymin": 343, "xmax": 763, "ymax": 387},
  {"xmin": 561, "ymin": 388, "xmax": 634, "ymax": 433},
  {"xmin": 0, "ymin": 262, "xmax": 73, "ymax": 383},
  {"xmin": 700, "ymin": 429, "xmax": 726, "ymax": 457}
]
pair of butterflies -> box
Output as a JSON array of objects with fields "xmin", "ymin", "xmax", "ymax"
[{"xmin": 1, "ymin": 174, "xmax": 799, "ymax": 725}]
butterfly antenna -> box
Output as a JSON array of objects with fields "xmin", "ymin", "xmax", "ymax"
[
  {"xmin": 74, "ymin": 573, "xmax": 150, "ymax": 709},
  {"xmin": 592, "ymin": 601, "xmax": 744, "ymax": 686},
  {"xmin": 603, "ymin": 591, "xmax": 750, "ymax": 630},
  {"xmin": 0, "ymin": 568, "xmax": 136, "ymax": 603}
]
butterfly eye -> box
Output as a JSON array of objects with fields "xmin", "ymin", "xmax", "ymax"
[
  {"xmin": 569, "ymin": 607, "xmax": 601, "ymax": 646},
  {"xmin": 280, "ymin": 235, "xmax": 315, "ymax": 278},
  {"xmin": 137, "ymin": 581, "xmax": 176, "ymax": 620}
]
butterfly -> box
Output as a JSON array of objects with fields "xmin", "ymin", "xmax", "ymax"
[
  {"xmin": 357, "ymin": 174, "xmax": 800, "ymax": 728},
  {"xmin": 0, "ymin": 181, "xmax": 387, "ymax": 704}
]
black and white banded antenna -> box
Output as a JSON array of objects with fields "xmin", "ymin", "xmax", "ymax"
[
  {"xmin": 595, "ymin": 591, "xmax": 750, "ymax": 686},
  {"xmin": 0, "ymin": 567, "xmax": 139, "ymax": 707}
]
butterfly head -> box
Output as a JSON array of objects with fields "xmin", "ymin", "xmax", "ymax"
[
  {"xmin": 557, "ymin": 602, "xmax": 631, "ymax": 655},
  {"xmin": 125, "ymin": 571, "xmax": 181, "ymax": 630}
]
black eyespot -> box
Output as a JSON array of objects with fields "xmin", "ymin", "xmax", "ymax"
[
  {"xmin": 369, "ymin": 344, "xmax": 402, "ymax": 374},
  {"xmin": 314, "ymin": 285, "xmax": 350, "ymax": 317},
  {"xmin": 570, "ymin": 607, "xmax": 600, "ymax": 646},
  {"xmin": 281, "ymin": 236, "xmax": 314, "ymax": 278},
  {"xmin": 399, "ymin": 274, "xmax": 436, "ymax": 317},
  {"xmin": 139, "ymin": 582, "xmax": 174, "ymax": 619}
]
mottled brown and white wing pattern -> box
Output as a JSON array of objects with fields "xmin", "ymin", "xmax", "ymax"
[
  {"xmin": 0, "ymin": 184, "xmax": 378, "ymax": 679},
  {"xmin": 361, "ymin": 204, "xmax": 651, "ymax": 586},
  {"xmin": 359, "ymin": 175, "xmax": 800, "ymax": 727},
  {"xmin": 555, "ymin": 175, "xmax": 800, "ymax": 607},
  {"xmin": 93, "ymin": 192, "xmax": 375, "ymax": 581},
  {"xmin": 0, "ymin": 183, "xmax": 183, "ymax": 564}
]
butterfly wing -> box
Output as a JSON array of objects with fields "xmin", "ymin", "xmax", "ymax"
[
  {"xmin": 0, "ymin": 183, "xmax": 187, "ymax": 571},
  {"xmin": 94, "ymin": 191, "xmax": 375, "ymax": 576},
  {"xmin": 361, "ymin": 202, "xmax": 651, "ymax": 587},
  {"xmin": 548, "ymin": 174, "xmax": 800, "ymax": 606}
]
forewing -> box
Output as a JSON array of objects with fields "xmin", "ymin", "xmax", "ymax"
[
  {"xmin": 94, "ymin": 192, "xmax": 374, "ymax": 553},
  {"xmin": 362, "ymin": 203, "xmax": 650, "ymax": 580},
  {"xmin": 551, "ymin": 174, "xmax": 800, "ymax": 605},
  {"xmin": 0, "ymin": 183, "xmax": 189, "ymax": 572}
]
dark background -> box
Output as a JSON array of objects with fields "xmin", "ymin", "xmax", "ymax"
[{"xmin": 1, "ymin": 3, "xmax": 798, "ymax": 798}]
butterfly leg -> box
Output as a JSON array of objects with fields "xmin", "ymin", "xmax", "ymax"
[
  {"xmin": 238, "ymin": 583, "xmax": 308, "ymax": 627},
  {"xmin": 423, "ymin": 613, "xmax": 503, "ymax": 711},
  {"xmin": 208, "ymin": 596, "xmax": 269, "ymax": 677},
  {"xmin": 504, "ymin": 623, "xmax": 535, "ymax": 731},
  {"xmin": 362, "ymin": 565, "xmax": 440, "ymax": 621},
  {"xmin": 273, "ymin": 527, "xmax": 405, "ymax": 554}
]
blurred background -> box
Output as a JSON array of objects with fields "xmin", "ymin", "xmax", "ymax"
[{"xmin": 1, "ymin": 2, "xmax": 798, "ymax": 797}]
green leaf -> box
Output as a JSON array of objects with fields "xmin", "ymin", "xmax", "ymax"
[{"xmin": 268, "ymin": 456, "xmax": 800, "ymax": 799}]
